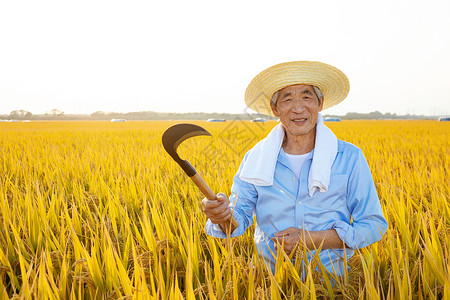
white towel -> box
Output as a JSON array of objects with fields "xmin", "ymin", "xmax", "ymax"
[{"xmin": 239, "ymin": 113, "xmax": 338, "ymax": 197}]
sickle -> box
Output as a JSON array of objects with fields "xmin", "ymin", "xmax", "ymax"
[{"xmin": 162, "ymin": 123, "xmax": 239, "ymax": 235}]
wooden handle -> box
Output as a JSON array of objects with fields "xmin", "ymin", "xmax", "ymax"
[
  {"xmin": 191, "ymin": 173, "xmax": 239, "ymax": 235},
  {"xmin": 191, "ymin": 173, "xmax": 216, "ymax": 200}
]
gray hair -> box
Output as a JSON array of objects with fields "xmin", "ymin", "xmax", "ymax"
[{"xmin": 271, "ymin": 86, "xmax": 323, "ymax": 106}]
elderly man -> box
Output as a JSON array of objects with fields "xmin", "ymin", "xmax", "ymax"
[{"xmin": 202, "ymin": 61, "xmax": 388, "ymax": 275}]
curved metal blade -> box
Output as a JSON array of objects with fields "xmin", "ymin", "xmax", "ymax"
[{"xmin": 162, "ymin": 123, "xmax": 211, "ymax": 161}]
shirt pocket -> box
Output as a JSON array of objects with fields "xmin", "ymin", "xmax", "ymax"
[
  {"xmin": 304, "ymin": 174, "xmax": 349, "ymax": 222},
  {"xmin": 324, "ymin": 174, "xmax": 348, "ymax": 201}
]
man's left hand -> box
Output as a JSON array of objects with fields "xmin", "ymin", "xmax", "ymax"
[
  {"xmin": 271, "ymin": 227, "xmax": 309, "ymax": 256},
  {"xmin": 271, "ymin": 227, "xmax": 345, "ymax": 255}
]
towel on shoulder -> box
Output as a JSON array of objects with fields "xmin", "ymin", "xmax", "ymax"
[{"xmin": 239, "ymin": 113, "xmax": 338, "ymax": 197}]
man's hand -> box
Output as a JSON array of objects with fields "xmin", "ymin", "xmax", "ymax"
[
  {"xmin": 201, "ymin": 193, "xmax": 232, "ymax": 224},
  {"xmin": 271, "ymin": 227, "xmax": 308, "ymax": 256},
  {"xmin": 271, "ymin": 227, "xmax": 345, "ymax": 255}
]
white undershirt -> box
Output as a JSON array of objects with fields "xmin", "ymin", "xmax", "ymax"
[{"xmin": 283, "ymin": 149, "xmax": 311, "ymax": 179}]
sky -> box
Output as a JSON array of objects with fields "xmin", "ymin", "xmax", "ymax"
[{"xmin": 1, "ymin": 0, "xmax": 449, "ymax": 117}]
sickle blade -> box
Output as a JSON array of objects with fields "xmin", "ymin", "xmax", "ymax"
[{"xmin": 162, "ymin": 123, "xmax": 211, "ymax": 161}]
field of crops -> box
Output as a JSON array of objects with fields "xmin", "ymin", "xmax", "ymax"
[{"xmin": 0, "ymin": 120, "xmax": 449, "ymax": 299}]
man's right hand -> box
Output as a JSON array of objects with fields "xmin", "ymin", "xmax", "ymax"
[{"xmin": 201, "ymin": 193, "xmax": 232, "ymax": 224}]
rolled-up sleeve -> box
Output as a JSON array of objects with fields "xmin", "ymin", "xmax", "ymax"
[
  {"xmin": 327, "ymin": 149, "xmax": 388, "ymax": 249},
  {"xmin": 205, "ymin": 153, "xmax": 259, "ymax": 238}
]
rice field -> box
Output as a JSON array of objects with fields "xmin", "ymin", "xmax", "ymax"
[{"xmin": 0, "ymin": 120, "xmax": 449, "ymax": 299}]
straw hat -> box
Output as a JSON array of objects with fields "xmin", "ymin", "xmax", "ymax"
[{"xmin": 244, "ymin": 61, "xmax": 350, "ymax": 116}]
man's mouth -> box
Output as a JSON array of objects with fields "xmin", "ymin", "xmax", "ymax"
[{"xmin": 291, "ymin": 117, "xmax": 307, "ymax": 124}]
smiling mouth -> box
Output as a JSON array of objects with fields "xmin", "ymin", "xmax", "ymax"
[{"xmin": 291, "ymin": 118, "xmax": 307, "ymax": 123}]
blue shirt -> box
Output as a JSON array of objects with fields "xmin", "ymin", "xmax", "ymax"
[{"xmin": 206, "ymin": 140, "xmax": 388, "ymax": 275}]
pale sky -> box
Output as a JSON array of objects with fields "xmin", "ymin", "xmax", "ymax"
[{"xmin": 1, "ymin": 0, "xmax": 449, "ymax": 116}]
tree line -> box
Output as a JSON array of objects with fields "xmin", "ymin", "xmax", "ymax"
[{"xmin": 0, "ymin": 109, "xmax": 443, "ymax": 121}]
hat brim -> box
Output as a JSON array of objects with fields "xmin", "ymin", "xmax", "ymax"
[{"xmin": 244, "ymin": 61, "xmax": 350, "ymax": 116}]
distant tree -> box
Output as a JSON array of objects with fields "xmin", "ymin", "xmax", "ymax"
[
  {"xmin": 9, "ymin": 110, "xmax": 32, "ymax": 119},
  {"xmin": 91, "ymin": 111, "xmax": 107, "ymax": 120},
  {"xmin": 50, "ymin": 109, "xmax": 64, "ymax": 116},
  {"xmin": 91, "ymin": 111, "xmax": 105, "ymax": 116},
  {"xmin": 50, "ymin": 108, "xmax": 64, "ymax": 117}
]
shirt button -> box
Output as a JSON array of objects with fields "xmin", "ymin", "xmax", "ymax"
[
  {"xmin": 293, "ymin": 177, "xmax": 296, "ymax": 181},
  {"xmin": 298, "ymin": 201, "xmax": 302, "ymax": 205}
]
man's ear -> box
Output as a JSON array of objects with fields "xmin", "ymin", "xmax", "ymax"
[
  {"xmin": 318, "ymin": 97, "xmax": 324, "ymax": 112},
  {"xmin": 270, "ymin": 101, "xmax": 279, "ymax": 117}
]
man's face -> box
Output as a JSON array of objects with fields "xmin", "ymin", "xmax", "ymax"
[{"xmin": 270, "ymin": 84, "xmax": 323, "ymax": 139}]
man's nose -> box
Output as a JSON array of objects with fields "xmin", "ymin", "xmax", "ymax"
[{"xmin": 291, "ymin": 99, "xmax": 306, "ymax": 113}]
